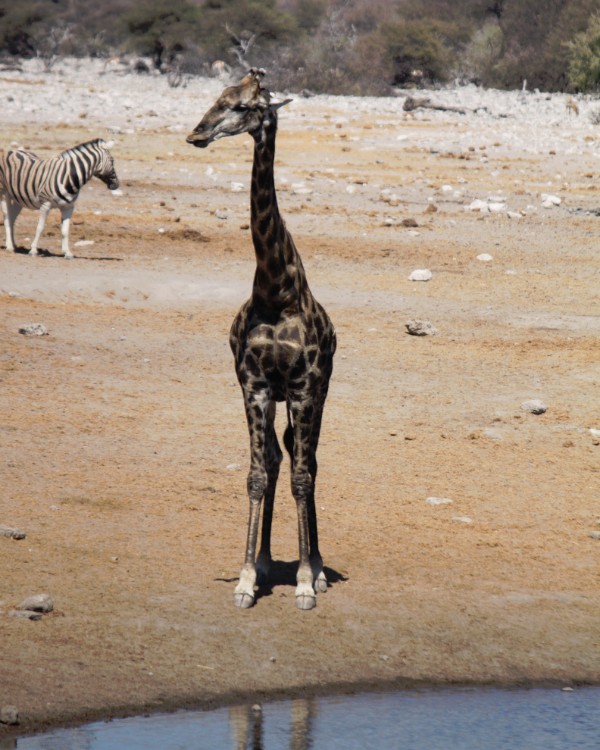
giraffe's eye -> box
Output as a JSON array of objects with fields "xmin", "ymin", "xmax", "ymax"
[{"xmin": 235, "ymin": 103, "xmax": 250, "ymax": 112}]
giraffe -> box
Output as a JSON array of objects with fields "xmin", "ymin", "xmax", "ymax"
[{"xmin": 187, "ymin": 69, "xmax": 336, "ymax": 610}]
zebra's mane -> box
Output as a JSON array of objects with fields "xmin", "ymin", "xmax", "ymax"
[{"xmin": 60, "ymin": 138, "xmax": 107, "ymax": 158}]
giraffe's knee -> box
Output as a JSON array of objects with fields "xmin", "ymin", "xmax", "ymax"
[
  {"xmin": 247, "ymin": 471, "xmax": 267, "ymax": 501},
  {"xmin": 291, "ymin": 472, "xmax": 312, "ymax": 502}
]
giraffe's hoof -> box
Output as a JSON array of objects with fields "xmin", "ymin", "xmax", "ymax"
[
  {"xmin": 233, "ymin": 592, "xmax": 255, "ymax": 609},
  {"xmin": 314, "ymin": 573, "xmax": 328, "ymax": 593},
  {"xmin": 295, "ymin": 594, "xmax": 316, "ymax": 611}
]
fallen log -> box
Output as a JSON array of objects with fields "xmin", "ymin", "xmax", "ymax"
[{"xmin": 403, "ymin": 95, "xmax": 483, "ymax": 115}]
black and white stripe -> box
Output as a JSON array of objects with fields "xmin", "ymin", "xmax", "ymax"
[{"xmin": 0, "ymin": 138, "xmax": 119, "ymax": 258}]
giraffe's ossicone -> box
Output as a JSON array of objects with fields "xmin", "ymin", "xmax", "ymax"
[{"xmin": 187, "ymin": 69, "xmax": 336, "ymax": 610}]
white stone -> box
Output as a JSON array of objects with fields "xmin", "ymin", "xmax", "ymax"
[
  {"xmin": 521, "ymin": 399, "xmax": 547, "ymax": 415},
  {"xmin": 426, "ymin": 496, "xmax": 453, "ymax": 506},
  {"xmin": 0, "ymin": 706, "xmax": 19, "ymax": 725},
  {"xmin": 488, "ymin": 202, "xmax": 507, "ymax": 212},
  {"xmin": 18, "ymin": 593, "xmax": 53, "ymax": 613},
  {"xmin": 467, "ymin": 199, "xmax": 489, "ymax": 212},
  {"xmin": 406, "ymin": 320, "xmax": 437, "ymax": 336},
  {"xmin": 452, "ymin": 516, "xmax": 473, "ymax": 524},
  {"xmin": 409, "ymin": 269, "xmax": 432, "ymax": 282},
  {"xmin": 18, "ymin": 324, "xmax": 48, "ymax": 336},
  {"xmin": 541, "ymin": 193, "xmax": 561, "ymax": 205},
  {"xmin": 477, "ymin": 253, "xmax": 493, "ymax": 261}
]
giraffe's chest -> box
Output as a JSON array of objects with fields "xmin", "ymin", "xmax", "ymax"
[{"xmin": 233, "ymin": 314, "xmax": 323, "ymax": 390}]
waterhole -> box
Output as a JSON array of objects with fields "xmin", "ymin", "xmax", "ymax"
[{"xmin": 13, "ymin": 686, "xmax": 599, "ymax": 749}]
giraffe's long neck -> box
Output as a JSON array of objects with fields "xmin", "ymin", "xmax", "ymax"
[{"xmin": 250, "ymin": 110, "xmax": 307, "ymax": 314}]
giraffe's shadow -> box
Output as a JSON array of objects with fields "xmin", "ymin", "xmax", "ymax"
[
  {"xmin": 215, "ymin": 562, "xmax": 347, "ymax": 602},
  {"xmin": 255, "ymin": 561, "xmax": 348, "ymax": 602}
]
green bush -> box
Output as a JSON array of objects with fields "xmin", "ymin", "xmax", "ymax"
[
  {"xmin": 373, "ymin": 20, "xmax": 455, "ymax": 86},
  {"xmin": 567, "ymin": 13, "xmax": 600, "ymax": 91}
]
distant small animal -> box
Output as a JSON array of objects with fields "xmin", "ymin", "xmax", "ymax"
[
  {"xmin": 566, "ymin": 96, "xmax": 579, "ymax": 116},
  {"xmin": 0, "ymin": 138, "xmax": 119, "ymax": 258}
]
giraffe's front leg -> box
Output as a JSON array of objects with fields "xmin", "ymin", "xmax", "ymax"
[
  {"xmin": 233, "ymin": 563, "xmax": 258, "ymax": 609},
  {"xmin": 233, "ymin": 492, "xmax": 262, "ymax": 609},
  {"xmin": 234, "ymin": 389, "xmax": 271, "ymax": 609}
]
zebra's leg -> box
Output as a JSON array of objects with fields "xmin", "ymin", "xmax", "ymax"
[
  {"xmin": 30, "ymin": 204, "xmax": 51, "ymax": 256},
  {"xmin": 59, "ymin": 205, "xmax": 75, "ymax": 258},
  {"xmin": 1, "ymin": 196, "xmax": 21, "ymax": 252}
]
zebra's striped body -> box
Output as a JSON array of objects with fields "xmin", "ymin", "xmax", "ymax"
[{"xmin": 0, "ymin": 138, "xmax": 119, "ymax": 258}]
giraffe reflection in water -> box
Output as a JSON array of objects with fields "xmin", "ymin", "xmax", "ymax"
[{"xmin": 229, "ymin": 699, "xmax": 315, "ymax": 750}]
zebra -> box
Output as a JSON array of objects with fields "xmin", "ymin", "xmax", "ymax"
[{"xmin": 0, "ymin": 138, "xmax": 119, "ymax": 258}]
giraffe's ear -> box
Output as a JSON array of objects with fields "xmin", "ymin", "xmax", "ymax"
[{"xmin": 270, "ymin": 98, "xmax": 293, "ymax": 111}]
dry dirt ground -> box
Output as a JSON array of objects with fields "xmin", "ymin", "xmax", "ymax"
[{"xmin": 0, "ymin": 66, "xmax": 599, "ymax": 737}]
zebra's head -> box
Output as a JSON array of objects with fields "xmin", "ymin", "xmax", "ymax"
[
  {"xmin": 186, "ymin": 68, "xmax": 290, "ymax": 148},
  {"xmin": 94, "ymin": 140, "xmax": 120, "ymax": 191}
]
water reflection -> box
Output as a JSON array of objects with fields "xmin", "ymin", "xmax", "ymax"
[
  {"xmin": 13, "ymin": 687, "xmax": 600, "ymax": 750},
  {"xmin": 229, "ymin": 699, "xmax": 314, "ymax": 750}
]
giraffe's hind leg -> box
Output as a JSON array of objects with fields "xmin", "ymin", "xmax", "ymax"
[
  {"xmin": 287, "ymin": 399, "xmax": 325, "ymax": 610},
  {"xmin": 256, "ymin": 402, "xmax": 282, "ymax": 583},
  {"xmin": 307, "ymin": 392, "xmax": 328, "ymax": 594}
]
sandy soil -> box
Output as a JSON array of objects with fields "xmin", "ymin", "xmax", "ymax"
[{"xmin": 0, "ymin": 61, "xmax": 599, "ymax": 737}]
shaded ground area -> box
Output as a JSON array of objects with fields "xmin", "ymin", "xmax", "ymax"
[{"xmin": 0, "ymin": 65, "xmax": 599, "ymax": 737}]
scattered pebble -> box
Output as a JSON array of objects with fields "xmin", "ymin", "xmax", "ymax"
[
  {"xmin": 8, "ymin": 609, "xmax": 42, "ymax": 621},
  {"xmin": 401, "ymin": 218, "xmax": 418, "ymax": 227},
  {"xmin": 0, "ymin": 525, "xmax": 26, "ymax": 540},
  {"xmin": 409, "ymin": 269, "xmax": 432, "ymax": 282},
  {"xmin": 589, "ymin": 531, "xmax": 600, "ymax": 540},
  {"xmin": 427, "ymin": 496, "xmax": 453, "ymax": 506},
  {"xmin": 477, "ymin": 253, "xmax": 493, "ymax": 262},
  {"xmin": 452, "ymin": 516, "xmax": 473, "ymax": 524},
  {"xmin": 17, "ymin": 593, "xmax": 54, "ymax": 613},
  {"xmin": 541, "ymin": 193, "xmax": 561, "ymax": 208},
  {"xmin": 466, "ymin": 198, "xmax": 507, "ymax": 213},
  {"xmin": 18, "ymin": 324, "xmax": 48, "ymax": 336},
  {"xmin": 484, "ymin": 428, "xmax": 503, "ymax": 440},
  {"xmin": 405, "ymin": 319, "xmax": 437, "ymax": 336},
  {"xmin": 226, "ymin": 463, "xmax": 241, "ymax": 471},
  {"xmin": 521, "ymin": 399, "xmax": 547, "ymax": 415},
  {"xmin": 0, "ymin": 705, "xmax": 19, "ymax": 725},
  {"xmin": 74, "ymin": 239, "xmax": 95, "ymax": 247},
  {"xmin": 215, "ymin": 210, "xmax": 228, "ymax": 220}
]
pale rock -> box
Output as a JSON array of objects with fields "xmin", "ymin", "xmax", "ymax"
[
  {"xmin": 17, "ymin": 593, "xmax": 53, "ymax": 613},
  {"xmin": 409, "ymin": 269, "xmax": 432, "ymax": 281},
  {"xmin": 406, "ymin": 320, "xmax": 437, "ymax": 336},
  {"xmin": 18, "ymin": 324, "xmax": 48, "ymax": 336},
  {"xmin": 426, "ymin": 497, "xmax": 453, "ymax": 506},
  {"xmin": 521, "ymin": 399, "xmax": 547, "ymax": 415}
]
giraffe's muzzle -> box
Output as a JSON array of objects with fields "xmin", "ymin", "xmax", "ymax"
[{"xmin": 186, "ymin": 131, "xmax": 211, "ymax": 148}]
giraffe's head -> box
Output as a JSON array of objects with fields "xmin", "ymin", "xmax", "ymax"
[{"xmin": 186, "ymin": 68, "xmax": 290, "ymax": 148}]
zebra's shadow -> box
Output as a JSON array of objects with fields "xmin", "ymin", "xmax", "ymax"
[{"xmin": 12, "ymin": 246, "xmax": 123, "ymax": 261}]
